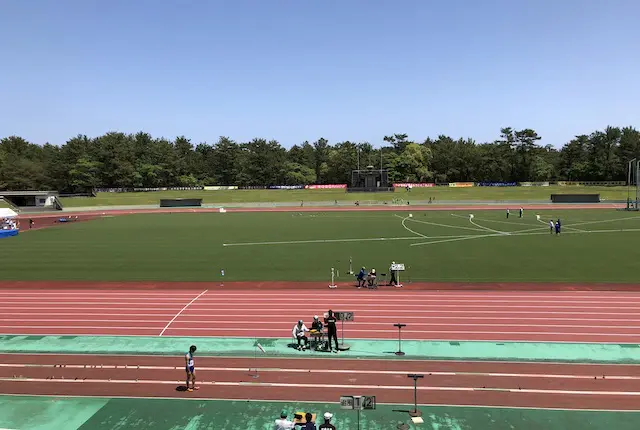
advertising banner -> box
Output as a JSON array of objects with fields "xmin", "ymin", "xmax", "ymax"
[
  {"xmin": 520, "ymin": 182, "xmax": 550, "ymax": 187},
  {"xmin": 305, "ymin": 184, "xmax": 348, "ymax": 189},
  {"xmin": 393, "ymin": 183, "xmax": 435, "ymax": 188},
  {"xmin": 477, "ymin": 182, "xmax": 517, "ymax": 187},
  {"xmin": 268, "ymin": 185, "xmax": 305, "ymax": 190},
  {"xmin": 448, "ymin": 182, "xmax": 475, "ymax": 188},
  {"xmin": 203, "ymin": 186, "xmax": 238, "ymax": 191}
]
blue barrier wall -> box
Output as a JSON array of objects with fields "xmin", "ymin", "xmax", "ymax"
[{"xmin": 0, "ymin": 229, "xmax": 19, "ymax": 239}]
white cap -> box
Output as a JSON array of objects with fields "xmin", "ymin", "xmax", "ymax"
[
  {"xmin": 314, "ymin": 315, "xmax": 318, "ymax": 319},
  {"xmin": 324, "ymin": 412, "xmax": 333, "ymax": 420}
]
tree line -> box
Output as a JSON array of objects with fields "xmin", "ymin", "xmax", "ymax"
[{"xmin": 0, "ymin": 126, "xmax": 639, "ymax": 192}]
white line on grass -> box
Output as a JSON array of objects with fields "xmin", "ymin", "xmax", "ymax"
[
  {"xmin": 222, "ymin": 236, "xmax": 420, "ymax": 247},
  {"xmin": 400, "ymin": 216, "xmax": 429, "ymax": 239},
  {"xmin": 158, "ymin": 289, "xmax": 208, "ymax": 336},
  {"xmin": 393, "ymin": 214, "xmax": 487, "ymax": 233},
  {"xmin": 410, "ymin": 234, "xmax": 498, "ymax": 247},
  {"xmin": 470, "ymin": 219, "xmax": 509, "ymax": 235}
]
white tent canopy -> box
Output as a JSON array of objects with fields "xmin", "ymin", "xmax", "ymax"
[{"xmin": 0, "ymin": 208, "xmax": 18, "ymax": 218}]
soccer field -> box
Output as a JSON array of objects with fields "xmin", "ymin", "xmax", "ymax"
[{"xmin": 2, "ymin": 208, "xmax": 639, "ymax": 283}]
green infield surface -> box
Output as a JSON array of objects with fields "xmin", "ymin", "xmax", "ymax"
[
  {"xmin": 58, "ymin": 185, "xmax": 632, "ymax": 207},
  {"xmin": 2, "ymin": 208, "xmax": 639, "ymax": 282},
  {"xmin": 1, "ymin": 395, "xmax": 638, "ymax": 430}
]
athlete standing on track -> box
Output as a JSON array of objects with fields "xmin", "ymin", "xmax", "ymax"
[
  {"xmin": 185, "ymin": 345, "xmax": 198, "ymax": 392},
  {"xmin": 325, "ymin": 310, "xmax": 339, "ymax": 353}
]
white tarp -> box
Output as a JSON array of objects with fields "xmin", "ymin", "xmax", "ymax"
[{"xmin": 0, "ymin": 208, "xmax": 18, "ymax": 218}]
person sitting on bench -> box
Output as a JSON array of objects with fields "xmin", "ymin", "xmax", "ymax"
[
  {"xmin": 367, "ymin": 268, "xmax": 377, "ymax": 287},
  {"xmin": 356, "ymin": 267, "xmax": 366, "ymax": 288},
  {"xmin": 292, "ymin": 320, "xmax": 309, "ymax": 351},
  {"xmin": 309, "ymin": 315, "xmax": 324, "ymax": 349}
]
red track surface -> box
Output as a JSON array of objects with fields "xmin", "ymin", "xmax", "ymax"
[
  {"xmin": 1, "ymin": 289, "xmax": 640, "ymax": 343},
  {"xmin": 1, "ymin": 354, "xmax": 639, "ymax": 409}
]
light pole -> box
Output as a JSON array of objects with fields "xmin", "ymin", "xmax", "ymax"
[{"xmin": 628, "ymin": 158, "xmax": 637, "ymax": 209}]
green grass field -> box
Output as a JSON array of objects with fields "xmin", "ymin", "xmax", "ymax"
[
  {"xmin": 58, "ymin": 186, "xmax": 634, "ymax": 207},
  {"xmin": 2, "ymin": 209, "xmax": 639, "ymax": 283}
]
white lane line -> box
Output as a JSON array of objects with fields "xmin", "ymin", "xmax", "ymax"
[
  {"xmin": 1, "ymin": 363, "xmax": 638, "ymax": 380},
  {"xmin": 4, "ymin": 312, "xmax": 640, "ymax": 322},
  {"xmin": 0, "ymin": 392, "xmax": 636, "ymax": 412},
  {"xmin": 3, "ymin": 292, "xmax": 640, "ymax": 299},
  {"xmin": 4, "ymin": 303, "xmax": 640, "ymax": 310},
  {"xmin": 5, "ymin": 319, "xmax": 640, "ymax": 330},
  {"xmin": 2, "ymin": 325, "xmax": 639, "ymax": 337},
  {"xmin": 158, "ymin": 290, "xmax": 208, "ymax": 336},
  {"xmin": 4, "ymin": 377, "xmax": 640, "ymax": 397},
  {"xmin": 6, "ymin": 298, "xmax": 640, "ymax": 305}
]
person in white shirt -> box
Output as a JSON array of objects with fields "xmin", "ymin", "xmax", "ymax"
[
  {"xmin": 292, "ymin": 320, "xmax": 309, "ymax": 351},
  {"xmin": 274, "ymin": 409, "xmax": 296, "ymax": 430}
]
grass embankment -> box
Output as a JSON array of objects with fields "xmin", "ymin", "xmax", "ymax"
[
  {"xmin": 58, "ymin": 186, "xmax": 634, "ymax": 207},
  {"xmin": 2, "ymin": 209, "xmax": 638, "ymax": 283}
]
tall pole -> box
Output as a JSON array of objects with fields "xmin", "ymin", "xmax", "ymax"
[
  {"xmin": 635, "ymin": 160, "xmax": 640, "ymax": 209},
  {"xmin": 357, "ymin": 147, "xmax": 360, "ymax": 171},
  {"xmin": 629, "ymin": 159, "xmax": 636, "ymax": 209}
]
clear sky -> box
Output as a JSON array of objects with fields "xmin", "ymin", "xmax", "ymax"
[{"xmin": 1, "ymin": 0, "xmax": 639, "ymax": 148}]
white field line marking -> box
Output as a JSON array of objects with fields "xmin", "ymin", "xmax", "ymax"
[
  {"xmin": 4, "ymin": 312, "xmax": 640, "ymax": 322},
  {"xmin": 536, "ymin": 217, "xmax": 587, "ymax": 233},
  {"xmin": 395, "ymin": 214, "xmax": 488, "ymax": 233},
  {"xmin": 450, "ymin": 213, "xmax": 540, "ymax": 228},
  {"xmin": 158, "ymin": 289, "xmax": 207, "ymax": 336},
  {"xmin": 470, "ymin": 218, "xmax": 509, "ymax": 235},
  {"xmin": 570, "ymin": 215, "xmax": 640, "ymax": 227},
  {"xmin": 0, "ymin": 393, "xmax": 636, "ymax": 413},
  {"xmin": 2, "ymin": 325, "xmax": 639, "ymax": 337},
  {"xmin": 411, "ymin": 227, "xmax": 640, "ymax": 246},
  {"xmin": 4, "ymin": 377, "xmax": 640, "ymax": 397},
  {"xmin": 400, "ymin": 215, "xmax": 429, "ymax": 239},
  {"xmin": 2, "ymin": 363, "xmax": 639, "ymax": 380},
  {"xmin": 5, "ymin": 318, "xmax": 640, "ymax": 330},
  {"xmin": 5, "ymin": 303, "xmax": 640, "ymax": 310},
  {"xmin": 410, "ymin": 233, "xmax": 498, "ymax": 247},
  {"xmin": 222, "ymin": 236, "xmax": 420, "ymax": 246}
]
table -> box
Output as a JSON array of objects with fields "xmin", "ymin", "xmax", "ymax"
[{"xmin": 309, "ymin": 329, "xmax": 324, "ymax": 350}]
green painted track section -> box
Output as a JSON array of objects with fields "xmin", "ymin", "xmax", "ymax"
[
  {"xmin": 1, "ymin": 335, "xmax": 639, "ymax": 363},
  {"xmin": 0, "ymin": 396, "xmax": 638, "ymax": 430}
]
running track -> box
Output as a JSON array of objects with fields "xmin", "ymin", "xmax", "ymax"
[
  {"xmin": 1, "ymin": 354, "xmax": 640, "ymax": 409},
  {"xmin": 1, "ymin": 289, "xmax": 640, "ymax": 343}
]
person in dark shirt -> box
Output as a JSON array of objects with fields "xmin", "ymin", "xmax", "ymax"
[
  {"xmin": 301, "ymin": 412, "xmax": 316, "ymax": 430},
  {"xmin": 318, "ymin": 412, "xmax": 336, "ymax": 430},
  {"xmin": 325, "ymin": 310, "xmax": 338, "ymax": 353}
]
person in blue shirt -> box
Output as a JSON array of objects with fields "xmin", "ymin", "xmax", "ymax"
[
  {"xmin": 185, "ymin": 345, "xmax": 197, "ymax": 392},
  {"xmin": 356, "ymin": 267, "xmax": 366, "ymax": 288}
]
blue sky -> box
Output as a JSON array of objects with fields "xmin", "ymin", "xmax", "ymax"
[{"xmin": 1, "ymin": 0, "xmax": 639, "ymax": 148}]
